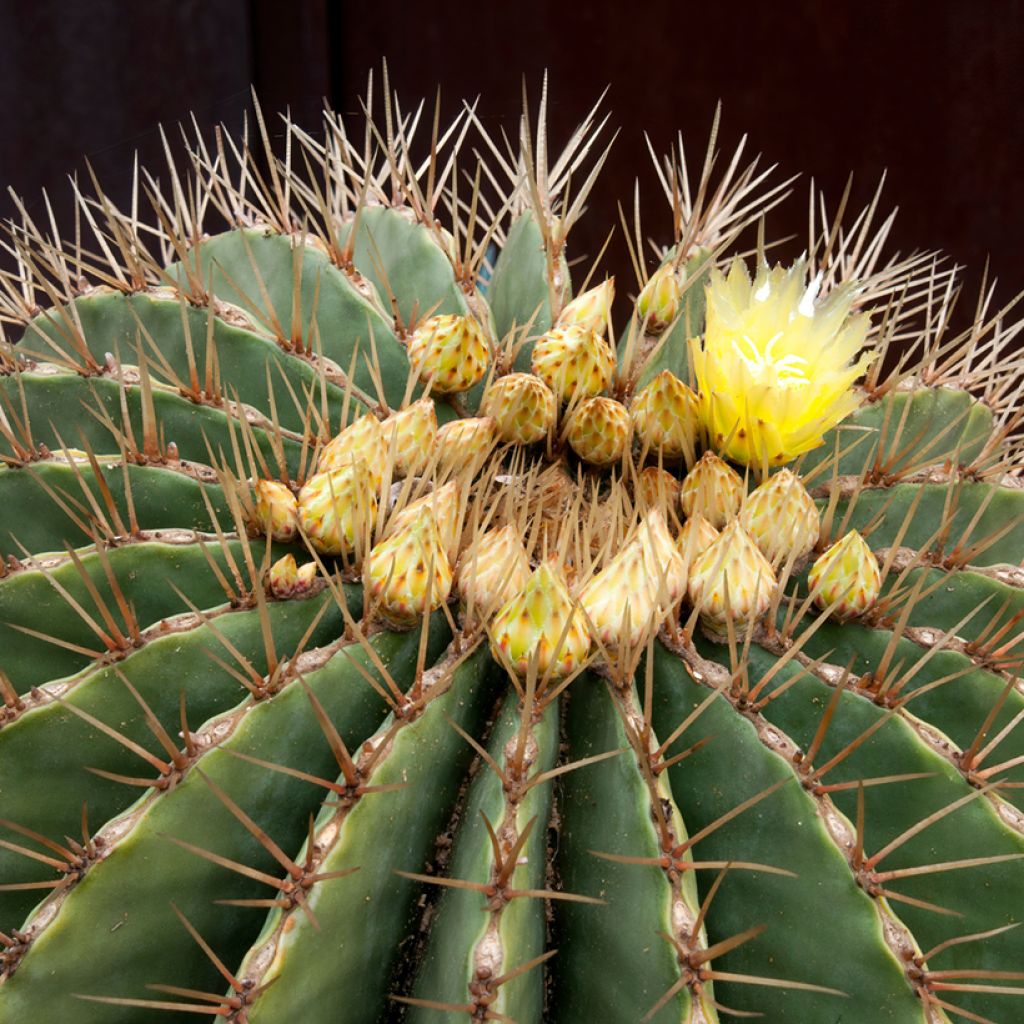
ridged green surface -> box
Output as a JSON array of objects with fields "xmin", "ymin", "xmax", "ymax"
[{"xmin": 2, "ymin": 93, "xmax": 1023, "ymax": 1024}]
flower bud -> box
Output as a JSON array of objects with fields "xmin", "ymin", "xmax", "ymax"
[
  {"xmin": 365, "ymin": 508, "xmax": 453, "ymax": 626},
  {"xmin": 434, "ymin": 417, "xmax": 498, "ymax": 476},
  {"xmin": 556, "ymin": 277, "xmax": 615, "ymax": 336},
  {"xmin": 253, "ymin": 479, "xmax": 299, "ymax": 542},
  {"xmin": 381, "ymin": 398, "xmax": 438, "ymax": 478},
  {"xmin": 489, "ymin": 562, "xmax": 591, "ymax": 679},
  {"xmin": 740, "ymin": 469, "xmax": 820, "ymax": 568},
  {"xmin": 269, "ymin": 554, "xmax": 298, "ymax": 597},
  {"xmin": 581, "ymin": 539, "xmax": 658, "ymax": 651},
  {"xmin": 688, "ymin": 521, "xmax": 777, "ymax": 638},
  {"xmin": 636, "ymin": 263, "xmax": 681, "ymax": 333},
  {"xmin": 531, "ymin": 326, "xmax": 615, "ymax": 404},
  {"xmin": 677, "ymin": 514, "xmax": 719, "ymax": 575},
  {"xmin": 456, "ymin": 525, "xmax": 531, "ymax": 618},
  {"xmin": 387, "ymin": 481, "xmax": 462, "ymax": 564},
  {"xmin": 318, "ymin": 413, "xmax": 387, "ymax": 490},
  {"xmin": 637, "ymin": 508, "xmax": 688, "ymax": 605},
  {"xmin": 637, "ymin": 466, "xmax": 681, "ymax": 512},
  {"xmin": 480, "ymin": 373, "xmax": 557, "ymax": 445},
  {"xmin": 679, "ymin": 452, "xmax": 744, "ymax": 529},
  {"xmin": 407, "ymin": 314, "xmax": 490, "ymax": 394},
  {"xmin": 630, "ymin": 371, "xmax": 699, "ymax": 464},
  {"xmin": 298, "ymin": 463, "xmax": 378, "ymax": 556},
  {"xmin": 566, "ymin": 397, "xmax": 631, "ymax": 466},
  {"xmin": 808, "ymin": 530, "xmax": 881, "ymax": 620},
  {"xmin": 268, "ymin": 555, "xmax": 318, "ymax": 599}
]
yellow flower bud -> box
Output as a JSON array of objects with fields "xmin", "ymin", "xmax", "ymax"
[
  {"xmin": 489, "ymin": 562, "xmax": 591, "ymax": 679},
  {"xmin": 381, "ymin": 398, "xmax": 438, "ymax": 478},
  {"xmin": 435, "ymin": 417, "xmax": 498, "ymax": 477},
  {"xmin": 318, "ymin": 413, "xmax": 387, "ymax": 490},
  {"xmin": 456, "ymin": 525, "xmax": 531, "ymax": 619},
  {"xmin": 808, "ymin": 530, "xmax": 881, "ymax": 620},
  {"xmin": 688, "ymin": 521, "xmax": 777, "ymax": 638},
  {"xmin": 566, "ymin": 397, "xmax": 631, "ymax": 466},
  {"xmin": 531, "ymin": 326, "xmax": 615, "ymax": 404},
  {"xmin": 365, "ymin": 507, "xmax": 453, "ymax": 627},
  {"xmin": 253, "ymin": 479, "xmax": 299, "ymax": 542},
  {"xmin": 740, "ymin": 468, "xmax": 820, "ymax": 568},
  {"xmin": 679, "ymin": 452, "xmax": 744, "ymax": 528},
  {"xmin": 637, "ymin": 466, "xmax": 681, "ymax": 512},
  {"xmin": 636, "ymin": 263, "xmax": 681, "ymax": 333},
  {"xmin": 556, "ymin": 277, "xmax": 615, "ymax": 336},
  {"xmin": 387, "ymin": 481, "xmax": 462, "ymax": 564},
  {"xmin": 630, "ymin": 371, "xmax": 700, "ymax": 464},
  {"xmin": 408, "ymin": 314, "xmax": 490, "ymax": 394},
  {"xmin": 298, "ymin": 463, "xmax": 377, "ymax": 556},
  {"xmin": 480, "ymin": 373, "xmax": 557, "ymax": 445}
]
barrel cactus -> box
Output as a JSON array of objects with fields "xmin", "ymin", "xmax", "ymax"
[{"xmin": 0, "ymin": 79, "xmax": 1022, "ymax": 1024}]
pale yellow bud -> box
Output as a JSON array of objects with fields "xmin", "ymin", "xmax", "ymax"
[
  {"xmin": 382, "ymin": 398, "xmax": 438, "ymax": 478},
  {"xmin": 679, "ymin": 452, "xmax": 744, "ymax": 529},
  {"xmin": 298, "ymin": 463, "xmax": 378, "ymax": 556},
  {"xmin": 253, "ymin": 479, "xmax": 300, "ymax": 542},
  {"xmin": 268, "ymin": 554, "xmax": 298, "ymax": 597},
  {"xmin": 408, "ymin": 314, "xmax": 490, "ymax": 394},
  {"xmin": 740, "ymin": 469, "xmax": 820, "ymax": 568},
  {"xmin": 531, "ymin": 326, "xmax": 615, "ymax": 404},
  {"xmin": 630, "ymin": 371, "xmax": 700, "ymax": 464},
  {"xmin": 489, "ymin": 562, "xmax": 591, "ymax": 679},
  {"xmin": 480, "ymin": 373, "xmax": 557, "ymax": 445},
  {"xmin": 636, "ymin": 263, "xmax": 681, "ymax": 333},
  {"xmin": 435, "ymin": 417, "xmax": 498, "ymax": 476},
  {"xmin": 688, "ymin": 521, "xmax": 777, "ymax": 638},
  {"xmin": 318, "ymin": 413, "xmax": 387, "ymax": 490},
  {"xmin": 365, "ymin": 508, "xmax": 453, "ymax": 627},
  {"xmin": 566, "ymin": 397, "xmax": 631, "ymax": 466},
  {"xmin": 456, "ymin": 525, "xmax": 531, "ymax": 619},
  {"xmin": 637, "ymin": 466, "xmax": 681, "ymax": 512},
  {"xmin": 581, "ymin": 539, "xmax": 658, "ymax": 651},
  {"xmin": 557, "ymin": 277, "xmax": 615, "ymax": 336},
  {"xmin": 808, "ymin": 530, "xmax": 881, "ymax": 620},
  {"xmin": 387, "ymin": 481, "xmax": 462, "ymax": 564}
]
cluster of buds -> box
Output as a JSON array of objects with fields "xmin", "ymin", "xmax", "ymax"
[{"xmin": 268, "ymin": 554, "xmax": 318, "ymax": 599}]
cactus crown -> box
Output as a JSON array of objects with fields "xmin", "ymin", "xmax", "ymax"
[{"xmin": 0, "ymin": 74, "xmax": 1022, "ymax": 1024}]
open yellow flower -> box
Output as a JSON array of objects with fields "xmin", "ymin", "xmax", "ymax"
[{"xmin": 690, "ymin": 258, "xmax": 874, "ymax": 468}]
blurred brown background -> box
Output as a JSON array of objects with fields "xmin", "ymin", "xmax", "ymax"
[{"xmin": 1, "ymin": 0, "xmax": 1021, "ymax": 323}]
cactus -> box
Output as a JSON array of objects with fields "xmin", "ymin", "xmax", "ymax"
[{"xmin": 0, "ymin": 76, "xmax": 1022, "ymax": 1024}]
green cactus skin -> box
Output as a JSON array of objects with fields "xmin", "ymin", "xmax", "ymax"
[{"xmin": 1, "ymin": 83, "xmax": 1023, "ymax": 1024}]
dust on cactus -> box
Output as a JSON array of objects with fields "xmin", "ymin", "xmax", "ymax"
[{"xmin": 0, "ymin": 71, "xmax": 1022, "ymax": 1024}]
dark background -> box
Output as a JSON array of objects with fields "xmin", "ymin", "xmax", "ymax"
[{"xmin": 1, "ymin": 0, "xmax": 1021, "ymax": 322}]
